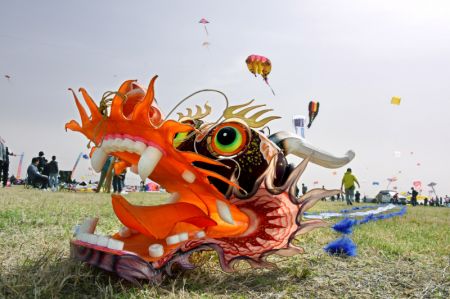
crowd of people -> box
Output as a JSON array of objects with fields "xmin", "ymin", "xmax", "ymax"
[
  {"xmin": 26, "ymin": 151, "xmax": 59, "ymax": 191},
  {"xmin": 2, "ymin": 139, "xmax": 450, "ymax": 205}
]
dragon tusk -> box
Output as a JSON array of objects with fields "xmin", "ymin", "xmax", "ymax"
[{"xmin": 269, "ymin": 131, "xmax": 355, "ymax": 169}]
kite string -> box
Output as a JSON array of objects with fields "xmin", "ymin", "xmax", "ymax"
[
  {"xmin": 151, "ymin": 89, "xmax": 230, "ymax": 142},
  {"xmin": 157, "ymin": 89, "xmax": 229, "ymax": 126}
]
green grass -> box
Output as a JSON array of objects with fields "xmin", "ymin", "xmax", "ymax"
[{"xmin": 0, "ymin": 187, "xmax": 449, "ymax": 298}]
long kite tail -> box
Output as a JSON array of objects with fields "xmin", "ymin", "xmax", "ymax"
[
  {"xmin": 204, "ymin": 25, "xmax": 209, "ymax": 36},
  {"xmin": 264, "ymin": 78, "xmax": 275, "ymax": 96}
]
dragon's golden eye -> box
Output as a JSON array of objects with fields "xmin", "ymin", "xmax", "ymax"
[{"xmin": 209, "ymin": 122, "xmax": 248, "ymax": 157}]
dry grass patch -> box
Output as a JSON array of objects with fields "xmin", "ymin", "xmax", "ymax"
[{"xmin": 1, "ymin": 187, "xmax": 449, "ymax": 298}]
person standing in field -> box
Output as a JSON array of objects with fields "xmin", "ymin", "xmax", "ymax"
[
  {"xmin": 0, "ymin": 146, "xmax": 14, "ymax": 187},
  {"xmin": 35, "ymin": 151, "xmax": 47, "ymax": 173},
  {"xmin": 321, "ymin": 185, "xmax": 326, "ymax": 201},
  {"xmin": 410, "ymin": 187, "xmax": 418, "ymax": 206},
  {"xmin": 355, "ymin": 190, "xmax": 361, "ymax": 203},
  {"xmin": 47, "ymin": 156, "xmax": 59, "ymax": 191},
  {"xmin": 341, "ymin": 168, "xmax": 360, "ymax": 206}
]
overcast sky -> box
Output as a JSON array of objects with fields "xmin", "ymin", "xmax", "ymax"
[{"xmin": 1, "ymin": 0, "xmax": 449, "ymax": 196}]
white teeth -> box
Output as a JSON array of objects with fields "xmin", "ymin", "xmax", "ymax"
[
  {"xmin": 178, "ymin": 232, "xmax": 189, "ymax": 241},
  {"xmin": 166, "ymin": 234, "xmax": 180, "ymax": 246},
  {"xmin": 138, "ymin": 146, "xmax": 163, "ymax": 181},
  {"xmin": 91, "ymin": 148, "xmax": 108, "ymax": 172},
  {"xmin": 86, "ymin": 234, "xmax": 99, "ymax": 244},
  {"xmin": 119, "ymin": 227, "xmax": 131, "ymax": 238},
  {"xmin": 134, "ymin": 141, "xmax": 146, "ymax": 154},
  {"xmin": 166, "ymin": 192, "xmax": 180, "ymax": 203},
  {"xmin": 110, "ymin": 138, "xmax": 123, "ymax": 152},
  {"xmin": 78, "ymin": 218, "xmax": 98, "ymax": 234},
  {"xmin": 122, "ymin": 138, "xmax": 134, "ymax": 153},
  {"xmin": 96, "ymin": 235, "xmax": 110, "ymax": 247},
  {"xmin": 107, "ymin": 238, "xmax": 124, "ymax": 250},
  {"xmin": 102, "ymin": 139, "xmax": 112, "ymax": 148},
  {"xmin": 182, "ymin": 170, "xmax": 196, "ymax": 183},
  {"xmin": 77, "ymin": 233, "xmax": 89, "ymax": 242},
  {"xmin": 216, "ymin": 200, "xmax": 235, "ymax": 225},
  {"xmin": 77, "ymin": 233, "xmax": 98, "ymax": 244},
  {"xmin": 195, "ymin": 231, "xmax": 206, "ymax": 238},
  {"xmin": 148, "ymin": 244, "xmax": 164, "ymax": 258}
]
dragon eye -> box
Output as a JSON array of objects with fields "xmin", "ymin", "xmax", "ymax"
[{"xmin": 210, "ymin": 123, "xmax": 248, "ymax": 156}]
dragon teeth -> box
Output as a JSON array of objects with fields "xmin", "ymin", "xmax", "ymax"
[
  {"xmin": 166, "ymin": 234, "xmax": 180, "ymax": 246},
  {"xmin": 195, "ymin": 231, "xmax": 206, "ymax": 238},
  {"xmin": 91, "ymin": 148, "xmax": 108, "ymax": 172},
  {"xmin": 122, "ymin": 138, "xmax": 135, "ymax": 153},
  {"xmin": 77, "ymin": 233, "xmax": 97, "ymax": 244},
  {"xmin": 134, "ymin": 141, "xmax": 147, "ymax": 154},
  {"xmin": 107, "ymin": 238, "xmax": 124, "ymax": 250},
  {"xmin": 86, "ymin": 234, "xmax": 99, "ymax": 244},
  {"xmin": 96, "ymin": 235, "xmax": 110, "ymax": 247},
  {"xmin": 216, "ymin": 200, "xmax": 235, "ymax": 225},
  {"xmin": 78, "ymin": 217, "xmax": 98, "ymax": 234},
  {"xmin": 182, "ymin": 170, "xmax": 196, "ymax": 183},
  {"xmin": 148, "ymin": 244, "xmax": 164, "ymax": 258},
  {"xmin": 110, "ymin": 138, "xmax": 123, "ymax": 151},
  {"xmin": 178, "ymin": 232, "xmax": 189, "ymax": 241},
  {"xmin": 76, "ymin": 233, "xmax": 89, "ymax": 242},
  {"xmin": 138, "ymin": 146, "xmax": 163, "ymax": 181}
]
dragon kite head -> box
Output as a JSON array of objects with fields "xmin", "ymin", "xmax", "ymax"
[{"xmin": 66, "ymin": 76, "xmax": 355, "ymax": 283}]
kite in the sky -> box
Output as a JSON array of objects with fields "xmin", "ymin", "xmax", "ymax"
[
  {"xmin": 199, "ymin": 18, "xmax": 209, "ymax": 36},
  {"xmin": 307, "ymin": 101, "xmax": 319, "ymax": 128},
  {"xmin": 4, "ymin": 75, "xmax": 11, "ymax": 81},
  {"xmin": 391, "ymin": 96, "xmax": 401, "ymax": 105},
  {"xmin": 413, "ymin": 180, "xmax": 422, "ymax": 191},
  {"xmin": 246, "ymin": 54, "xmax": 275, "ymax": 95}
]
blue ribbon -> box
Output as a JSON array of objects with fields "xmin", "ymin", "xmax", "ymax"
[{"xmin": 324, "ymin": 206, "xmax": 407, "ymax": 257}]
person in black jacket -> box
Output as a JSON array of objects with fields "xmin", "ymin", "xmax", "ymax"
[
  {"xmin": 36, "ymin": 151, "xmax": 47, "ymax": 173},
  {"xmin": 47, "ymin": 156, "xmax": 59, "ymax": 191},
  {"xmin": 27, "ymin": 157, "xmax": 49, "ymax": 189},
  {"xmin": 1, "ymin": 147, "xmax": 14, "ymax": 187},
  {"xmin": 411, "ymin": 187, "xmax": 418, "ymax": 206}
]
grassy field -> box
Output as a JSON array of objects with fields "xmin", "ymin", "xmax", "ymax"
[{"xmin": 0, "ymin": 187, "xmax": 448, "ymax": 298}]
